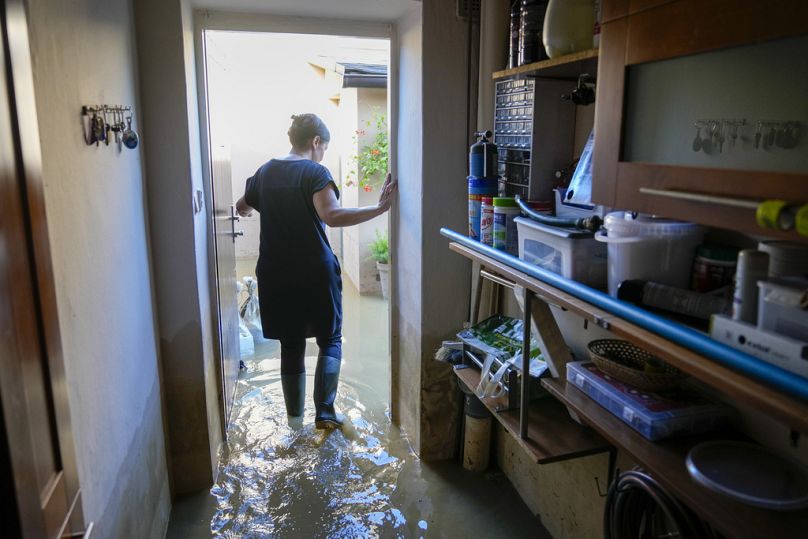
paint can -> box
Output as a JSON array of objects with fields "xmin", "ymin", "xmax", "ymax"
[
  {"xmin": 469, "ymin": 177, "xmax": 498, "ymax": 240},
  {"xmin": 480, "ymin": 196, "xmax": 495, "ymax": 246},
  {"xmin": 493, "ymin": 197, "xmax": 520, "ymax": 254}
]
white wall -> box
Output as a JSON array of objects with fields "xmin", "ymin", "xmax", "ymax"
[
  {"xmin": 25, "ymin": 0, "xmax": 170, "ymax": 537},
  {"xmin": 133, "ymin": 0, "xmax": 222, "ymax": 495},
  {"xmin": 392, "ymin": 5, "xmax": 423, "ymax": 443}
]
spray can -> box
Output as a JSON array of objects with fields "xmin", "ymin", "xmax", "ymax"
[{"xmin": 469, "ymin": 177, "xmax": 498, "ymax": 240}]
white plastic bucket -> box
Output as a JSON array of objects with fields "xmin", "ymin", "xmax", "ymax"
[{"xmin": 595, "ymin": 212, "xmax": 705, "ymax": 297}]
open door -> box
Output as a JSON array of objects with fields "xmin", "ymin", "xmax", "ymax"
[
  {"xmin": 210, "ymin": 142, "xmax": 242, "ymax": 427},
  {"xmin": 0, "ymin": 1, "xmax": 84, "ymax": 536}
]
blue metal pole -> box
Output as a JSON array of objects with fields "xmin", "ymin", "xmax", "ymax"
[{"xmin": 440, "ymin": 227, "xmax": 808, "ymax": 403}]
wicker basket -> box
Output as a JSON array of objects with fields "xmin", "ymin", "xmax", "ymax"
[{"xmin": 587, "ymin": 339, "xmax": 683, "ymax": 392}]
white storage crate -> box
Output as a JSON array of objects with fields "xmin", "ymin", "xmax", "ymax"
[{"xmin": 515, "ymin": 216, "xmax": 607, "ymax": 289}]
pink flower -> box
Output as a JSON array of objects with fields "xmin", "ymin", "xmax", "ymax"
[{"xmin": 363, "ymin": 185, "xmax": 372, "ymax": 192}]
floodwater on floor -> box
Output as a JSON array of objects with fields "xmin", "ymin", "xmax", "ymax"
[{"xmin": 167, "ymin": 279, "xmax": 545, "ymax": 538}]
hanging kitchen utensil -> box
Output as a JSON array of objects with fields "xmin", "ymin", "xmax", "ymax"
[{"xmin": 122, "ymin": 113, "xmax": 139, "ymax": 149}]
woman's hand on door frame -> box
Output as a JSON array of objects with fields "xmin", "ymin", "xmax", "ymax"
[{"xmin": 376, "ymin": 173, "xmax": 398, "ymax": 213}]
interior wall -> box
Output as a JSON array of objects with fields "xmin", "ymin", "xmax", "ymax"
[
  {"xmin": 25, "ymin": 0, "xmax": 170, "ymax": 536},
  {"xmin": 392, "ymin": 4, "xmax": 423, "ymax": 447},
  {"xmin": 133, "ymin": 0, "xmax": 222, "ymax": 495}
]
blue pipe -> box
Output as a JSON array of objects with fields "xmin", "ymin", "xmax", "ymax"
[{"xmin": 441, "ymin": 227, "xmax": 808, "ymax": 403}]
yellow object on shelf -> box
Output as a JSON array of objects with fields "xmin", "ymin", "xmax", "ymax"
[
  {"xmin": 755, "ymin": 199, "xmax": 787, "ymax": 230},
  {"xmin": 795, "ymin": 204, "xmax": 808, "ymax": 237}
]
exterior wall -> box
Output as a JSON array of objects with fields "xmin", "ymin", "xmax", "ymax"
[
  {"xmin": 133, "ymin": 0, "xmax": 222, "ymax": 495},
  {"xmin": 25, "ymin": 0, "xmax": 170, "ymax": 536},
  {"xmin": 340, "ymin": 87, "xmax": 388, "ymax": 295}
]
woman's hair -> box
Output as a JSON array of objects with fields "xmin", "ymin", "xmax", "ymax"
[{"xmin": 288, "ymin": 113, "xmax": 331, "ymax": 148}]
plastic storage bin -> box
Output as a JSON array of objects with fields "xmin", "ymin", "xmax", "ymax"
[
  {"xmin": 595, "ymin": 212, "xmax": 705, "ymax": 297},
  {"xmin": 515, "ymin": 216, "xmax": 607, "ymax": 288},
  {"xmin": 566, "ymin": 361, "xmax": 728, "ymax": 441}
]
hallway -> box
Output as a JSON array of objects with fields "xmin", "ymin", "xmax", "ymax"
[{"xmin": 167, "ymin": 282, "xmax": 546, "ymax": 537}]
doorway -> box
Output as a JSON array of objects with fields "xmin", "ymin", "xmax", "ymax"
[{"xmin": 201, "ymin": 29, "xmax": 393, "ymax": 432}]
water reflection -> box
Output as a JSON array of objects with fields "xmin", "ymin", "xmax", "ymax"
[{"xmin": 211, "ymin": 356, "xmax": 422, "ymax": 538}]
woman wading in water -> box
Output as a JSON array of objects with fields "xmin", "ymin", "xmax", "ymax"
[{"xmin": 236, "ymin": 113, "xmax": 397, "ymax": 429}]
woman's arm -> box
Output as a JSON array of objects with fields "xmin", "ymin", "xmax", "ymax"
[
  {"xmin": 314, "ymin": 173, "xmax": 397, "ymax": 228},
  {"xmin": 236, "ymin": 196, "xmax": 253, "ymax": 217}
]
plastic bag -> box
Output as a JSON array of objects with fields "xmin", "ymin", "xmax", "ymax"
[
  {"xmin": 240, "ymin": 276, "xmax": 268, "ymax": 343},
  {"xmin": 475, "ymin": 353, "xmax": 519, "ymax": 399}
]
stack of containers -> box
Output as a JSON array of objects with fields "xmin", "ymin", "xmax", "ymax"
[{"xmin": 468, "ymin": 132, "xmax": 499, "ymax": 243}]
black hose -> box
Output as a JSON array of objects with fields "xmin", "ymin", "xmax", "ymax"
[
  {"xmin": 604, "ymin": 470, "xmax": 716, "ymax": 539},
  {"xmin": 514, "ymin": 195, "xmax": 602, "ymax": 232}
]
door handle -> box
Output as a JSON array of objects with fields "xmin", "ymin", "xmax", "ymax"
[{"xmin": 229, "ymin": 206, "xmax": 243, "ymax": 241}]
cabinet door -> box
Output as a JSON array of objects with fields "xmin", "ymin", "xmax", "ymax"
[{"xmin": 593, "ymin": 0, "xmax": 808, "ymax": 240}]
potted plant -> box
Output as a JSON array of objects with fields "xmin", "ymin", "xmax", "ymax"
[{"xmin": 368, "ymin": 230, "xmax": 390, "ymax": 300}]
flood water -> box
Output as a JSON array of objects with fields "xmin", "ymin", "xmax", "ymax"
[{"xmin": 168, "ymin": 282, "xmax": 544, "ymax": 538}]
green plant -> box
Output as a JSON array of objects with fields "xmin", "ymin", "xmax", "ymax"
[
  {"xmin": 368, "ymin": 230, "xmax": 389, "ymax": 264},
  {"xmin": 346, "ymin": 111, "xmax": 388, "ymax": 192}
]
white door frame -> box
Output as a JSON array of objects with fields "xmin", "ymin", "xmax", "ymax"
[{"xmin": 192, "ymin": 9, "xmax": 401, "ymax": 427}]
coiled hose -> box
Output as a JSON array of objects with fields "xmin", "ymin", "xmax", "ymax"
[
  {"xmin": 604, "ymin": 470, "xmax": 716, "ymax": 539},
  {"xmin": 514, "ymin": 195, "xmax": 602, "ymax": 232}
]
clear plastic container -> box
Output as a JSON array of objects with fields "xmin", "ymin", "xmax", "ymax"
[
  {"xmin": 757, "ymin": 277, "xmax": 808, "ymax": 341},
  {"xmin": 515, "ymin": 216, "xmax": 607, "ymax": 288},
  {"xmin": 566, "ymin": 361, "xmax": 728, "ymax": 441},
  {"xmin": 595, "ymin": 212, "xmax": 705, "ymax": 297}
]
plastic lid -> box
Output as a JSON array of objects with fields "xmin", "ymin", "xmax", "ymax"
[
  {"xmin": 603, "ymin": 211, "xmax": 704, "ymax": 237},
  {"xmin": 493, "ymin": 197, "xmax": 518, "ymax": 207},
  {"xmin": 695, "ymin": 245, "xmax": 740, "ymax": 263},
  {"xmin": 686, "ymin": 441, "xmax": 808, "ymax": 510}
]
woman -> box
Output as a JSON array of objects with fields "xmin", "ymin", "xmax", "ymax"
[{"xmin": 236, "ymin": 113, "xmax": 397, "ymax": 430}]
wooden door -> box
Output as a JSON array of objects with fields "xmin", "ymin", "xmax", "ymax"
[
  {"xmin": 210, "ymin": 143, "xmax": 242, "ymax": 427},
  {"xmin": 0, "ymin": 0, "xmax": 84, "ymax": 537}
]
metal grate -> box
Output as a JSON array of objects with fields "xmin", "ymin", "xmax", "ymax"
[{"xmin": 456, "ymin": 0, "xmax": 481, "ymax": 21}]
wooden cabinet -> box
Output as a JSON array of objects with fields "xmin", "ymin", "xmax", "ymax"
[{"xmin": 593, "ymin": 0, "xmax": 808, "ymax": 240}]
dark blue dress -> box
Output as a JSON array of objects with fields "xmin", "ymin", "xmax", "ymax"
[{"xmin": 244, "ymin": 159, "xmax": 342, "ymax": 341}]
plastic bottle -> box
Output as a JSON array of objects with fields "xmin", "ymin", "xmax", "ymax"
[
  {"xmin": 493, "ymin": 197, "xmax": 521, "ymax": 254},
  {"xmin": 732, "ymin": 250, "xmax": 770, "ymax": 324},
  {"xmin": 617, "ymin": 280, "xmax": 731, "ymax": 321}
]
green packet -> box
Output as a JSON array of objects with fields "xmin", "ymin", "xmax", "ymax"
[{"xmin": 458, "ymin": 315, "xmax": 546, "ymax": 376}]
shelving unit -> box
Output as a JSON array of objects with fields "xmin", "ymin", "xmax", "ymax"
[
  {"xmin": 446, "ymin": 234, "xmax": 808, "ymax": 538},
  {"xmin": 454, "ymin": 366, "xmax": 610, "ymax": 464},
  {"xmin": 543, "ymin": 378, "xmax": 808, "ymax": 539},
  {"xmin": 493, "ymin": 48, "xmax": 599, "ymax": 80},
  {"xmin": 449, "ymin": 240, "xmax": 808, "ymax": 433}
]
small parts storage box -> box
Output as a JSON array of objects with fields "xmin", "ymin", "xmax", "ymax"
[
  {"xmin": 515, "ymin": 216, "xmax": 607, "ymax": 289},
  {"xmin": 566, "ymin": 361, "xmax": 728, "ymax": 441}
]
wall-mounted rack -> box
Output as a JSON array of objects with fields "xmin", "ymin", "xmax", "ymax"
[{"xmin": 81, "ymin": 105, "xmax": 139, "ymax": 150}]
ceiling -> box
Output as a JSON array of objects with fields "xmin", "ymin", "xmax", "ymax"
[{"xmin": 191, "ymin": 0, "xmax": 421, "ymax": 22}]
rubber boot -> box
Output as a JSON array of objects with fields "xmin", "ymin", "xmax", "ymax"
[
  {"xmin": 281, "ymin": 373, "xmax": 306, "ymax": 417},
  {"xmin": 313, "ymin": 356, "xmax": 343, "ymax": 429}
]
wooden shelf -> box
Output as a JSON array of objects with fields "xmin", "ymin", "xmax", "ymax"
[
  {"xmin": 543, "ymin": 378, "xmax": 808, "ymax": 539},
  {"xmin": 454, "ymin": 366, "xmax": 610, "ymax": 464},
  {"xmin": 449, "ymin": 241, "xmax": 808, "ymax": 434},
  {"xmin": 493, "ymin": 48, "xmax": 599, "ymax": 80}
]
